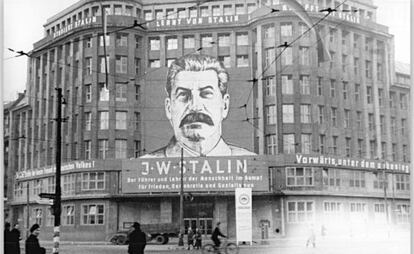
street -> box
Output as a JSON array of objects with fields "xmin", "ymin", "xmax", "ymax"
[{"xmin": 36, "ymin": 235, "xmax": 409, "ymax": 254}]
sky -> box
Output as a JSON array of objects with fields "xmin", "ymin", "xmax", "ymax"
[{"xmin": 2, "ymin": 0, "xmax": 411, "ymax": 101}]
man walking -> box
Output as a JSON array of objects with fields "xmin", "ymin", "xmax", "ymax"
[
  {"xmin": 9, "ymin": 223, "xmax": 21, "ymax": 254},
  {"xmin": 25, "ymin": 224, "xmax": 45, "ymax": 254},
  {"xmin": 128, "ymin": 222, "xmax": 147, "ymax": 254}
]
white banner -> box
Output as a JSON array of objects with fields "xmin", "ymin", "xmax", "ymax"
[{"xmin": 235, "ymin": 188, "xmax": 252, "ymax": 244}]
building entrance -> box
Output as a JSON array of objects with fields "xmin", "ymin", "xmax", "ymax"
[
  {"xmin": 184, "ymin": 202, "xmax": 214, "ymax": 236},
  {"xmin": 184, "ymin": 218, "xmax": 213, "ymax": 236}
]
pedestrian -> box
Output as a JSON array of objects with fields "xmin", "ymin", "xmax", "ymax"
[
  {"xmin": 306, "ymin": 224, "xmax": 316, "ymax": 248},
  {"xmin": 187, "ymin": 228, "xmax": 194, "ymax": 250},
  {"xmin": 128, "ymin": 222, "xmax": 147, "ymax": 254},
  {"xmin": 193, "ymin": 228, "xmax": 202, "ymax": 250},
  {"xmin": 4, "ymin": 222, "xmax": 12, "ymax": 254},
  {"xmin": 9, "ymin": 223, "xmax": 21, "ymax": 254},
  {"xmin": 25, "ymin": 224, "xmax": 46, "ymax": 254}
]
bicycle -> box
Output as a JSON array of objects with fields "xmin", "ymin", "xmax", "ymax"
[{"xmin": 201, "ymin": 239, "xmax": 239, "ymax": 254}]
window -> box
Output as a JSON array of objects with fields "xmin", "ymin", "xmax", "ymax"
[
  {"xmin": 403, "ymin": 145, "xmax": 408, "ymax": 162},
  {"xmin": 266, "ymin": 134, "xmax": 276, "ymax": 155},
  {"xmin": 62, "ymin": 174, "xmax": 75, "ymax": 196},
  {"xmin": 395, "ymin": 174, "xmax": 410, "ymax": 191},
  {"xmin": 344, "ymin": 109, "xmax": 350, "ymax": 128},
  {"xmin": 82, "ymin": 204, "xmax": 104, "ymax": 225},
  {"xmin": 318, "ymin": 105, "xmax": 324, "ymax": 124},
  {"xmin": 115, "ymin": 56, "xmax": 127, "ymax": 73},
  {"xmin": 149, "ymin": 38, "xmax": 160, "ymax": 50},
  {"xmin": 263, "ymin": 24, "xmax": 275, "ymax": 39},
  {"xmin": 99, "ymin": 35, "xmax": 110, "ymax": 46},
  {"xmin": 354, "ymin": 83, "xmax": 360, "ymax": 102},
  {"xmin": 379, "ymin": 115, "xmax": 385, "ymax": 134},
  {"xmin": 373, "ymin": 172, "xmax": 388, "ymax": 189},
  {"xmin": 116, "ymin": 111, "xmax": 127, "ymax": 129},
  {"xmin": 218, "ymin": 34, "xmax": 230, "ymax": 48},
  {"xmin": 301, "ymin": 134, "xmax": 312, "ymax": 154},
  {"xmin": 287, "ymin": 167, "xmax": 313, "ymax": 186},
  {"xmin": 300, "ymin": 75, "xmax": 310, "ymax": 94},
  {"xmin": 300, "ymin": 105, "xmax": 311, "ymax": 123},
  {"xmin": 345, "ymin": 137, "xmax": 351, "ymax": 157},
  {"xmin": 133, "ymin": 140, "xmax": 141, "ymax": 158},
  {"xmin": 266, "ymin": 105, "xmax": 276, "ymax": 124},
  {"xmin": 178, "ymin": 8, "xmax": 186, "ymax": 18},
  {"xmin": 350, "ymin": 203, "xmax": 366, "ymax": 217},
  {"xmin": 144, "ymin": 10, "xmax": 152, "ymax": 21},
  {"xmin": 282, "ymin": 104, "xmax": 294, "ymax": 123},
  {"xmin": 99, "ymin": 111, "xmax": 109, "ymax": 130},
  {"xmin": 82, "ymin": 172, "xmax": 105, "ymax": 190},
  {"xmin": 212, "ymin": 5, "xmax": 221, "ymax": 16},
  {"xmin": 368, "ymin": 113, "xmax": 374, "ymax": 130},
  {"xmin": 329, "ymin": 51, "xmax": 335, "ymax": 69},
  {"xmin": 33, "ymin": 208, "xmax": 43, "ymax": 225},
  {"xmin": 331, "ymin": 107, "xmax": 337, "ymax": 126},
  {"xmin": 135, "ymin": 58, "xmax": 141, "ymax": 75},
  {"xmin": 218, "ymin": 56, "xmax": 231, "ymax": 68},
  {"xmin": 98, "ymin": 139, "xmax": 108, "ymax": 159},
  {"xmin": 115, "ymin": 139, "xmax": 127, "ymax": 158},
  {"xmin": 264, "ymin": 76, "xmax": 276, "ymax": 96},
  {"xmin": 85, "ymin": 57, "xmax": 92, "ymax": 75},
  {"xmin": 84, "ymin": 112, "xmax": 91, "ymax": 131},
  {"xmin": 14, "ymin": 182, "xmax": 23, "ymax": 199},
  {"xmin": 99, "ymin": 56, "xmax": 109, "ymax": 73},
  {"xmin": 400, "ymin": 94, "xmax": 408, "ymax": 109},
  {"xmin": 354, "ymin": 57, "xmax": 359, "ymax": 76},
  {"xmin": 299, "ymin": 47, "xmax": 310, "ymax": 65},
  {"xmin": 365, "ymin": 60, "xmax": 372, "ymax": 79},
  {"xmin": 201, "ymin": 34, "xmax": 213, "ymax": 48},
  {"xmin": 299, "ymin": 23, "xmax": 310, "ymax": 38},
  {"xmin": 356, "ymin": 111, "xmax": 362, "ymax": 129},
  {"xmin": 342, "ymin": 54, "xmax": 347, "ymax": 72},
  {"xmin": 349, "ymin": 171, "xmax": 366, "ymax": 188},
  {"xmin": 390, "ymin": 117, "xmax": 396, "ymax": 134},
  {"xmin": 33, "ymin": 179, "xmax": 43, "ymax": 195},
  {"xmin": 84, "ymin": 140, "xmax": 91, "ymax": 159},
  {"xmin": 396, "ymin": 204, "xmax": 410, "ymax": 224},
  {"xmin": 134, "ymin": 112, "xmax": 141, "ymax": 130},
  {"xmin": 46, "ymin": 176, "xmax": 55, "ymax": 193},
  {"xmin": 357, "ymin": 139, "xmax": 363, "ymax": 157},
  {"xmin": 236, "ymin": 55, "xmax": 249, "ymax": 67},
  {"xmin": 281, "ymin": 48, "xmax": 292, "ymax": 65},
  {"xmin": 324, "ymin": 168, "xmax": 341, "ymax": 187},
  {"xmin": 264, "ymin": 47, "xmax": 275, "ymax": 67},
  {"xmin": 281, "ymin": 75, "xmax": 293, "ymax": 94},
  {"xmin": 149, "ymin": 59, "xmax": 160, "ymax": 68},
  {"xmin": 183, "ymin": 36, "xmax": 195, "ymax": 49},
  {"xmin": 166, "ymin": 8, "xmax": 175, "ymax": 19},
  {"xmin": 223, "ymin": 5, "xmax": 233, "ymax": 15},
  {"xmin": 392, "ymin": 143, "xmax": 397, "ymax": 161},
  {"xmin": 332, "ymin": 136, "xmax": 338, "ymax": 155},
  {"xmin": 200, "ymin": 6, "xmax": 209, "ymax": 17},
  {"xmin": 330, "ymin": 80, "xmax": 335, "ymax": 97},
  {"xmin": 116, "ymin": 33, "xmax": 128, "ymax": 47},
  {"xmin": 378, "ymin": 89, "xmax": 384, "ymax": 106},
  {"xmin": 114, "ymin": 5, "xmax": 122, "ymax": 15},
  {"xmin": 287, "ymin": 201, "xmax": 314, "ymax": 223},
  {"xmin": 317, "ymin": 77, "xmax": 323, "ymax": 96},
  {"xmin": 283, "ymin": 134, "xmax": 295, "ymax": 154},
  {"xmin": 125, "ymin": 6, "xmax": 133, "ymax": 16},
  {"xmin": 247, "ymin": 3, "xmax": 256, "ymax": 13},
  {"xmin": 342, "ymin": 82, "xmax": 348, "ymax": 100},
  {"xmin": 189, "ymin": 7, "xmax": 197, "ymax": 17},
  {"xmin": 281, "ymin": 23, "xmax": 292, "ymax": 37},
  {"xmin": 167, "ymin": 58, "xmax": 175, "ymax": 67},
  {"xmin": 115, "ymin": 83, "xmax": 127, "ymax": 102},
  {"xmin": 63, "ymin": 205, "xmax": 75, "ymax": 225},
  {"xmin": 166, "ymin": 37, "xmax": 178, "ymax": 50},
  {"xmin": 236, "ymin": 32, "xmax": 249, "ymax": 46},
  {"xmin": 92, "ymin": 6, "xmax": 99, "ymax": 17},
  {"xmin": 236, "ymin": 4, "xmax": 245, "ymax": 15},
  {"xmin": 46, "ymin": 207, "xmax": 54, "ymax": 226},
  {"xmin": 381, "ymin": 142, "xmax": 386, "ymax": 159},
  {"xmin": 329, "ymin": 27, "xmax": 336, "ymax": 43},
  {"xmin": 319, "ymin": 135, "xmax": 325, "ymax": 153},
  {"xmin": 323, "ymin": 202, "xmax": 342, "ymax": 223}
]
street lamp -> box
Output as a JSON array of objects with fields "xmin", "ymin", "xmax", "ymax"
[{"xmin": 178, "ymin": 147, "xmax": 184, "ymax": 246}]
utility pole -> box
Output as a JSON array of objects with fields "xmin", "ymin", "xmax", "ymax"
[
  {"xmin": 53, "ymin": 88, "xmax": 63, "ymax": 254},
  {"xmin": 178, "ymin": 147, "xmax": 184, "ymax": 246}
]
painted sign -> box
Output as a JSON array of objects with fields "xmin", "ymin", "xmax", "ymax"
[
  {"xmin": 121, "ymin": 157, "xmax": 269, "ymax": 193},
  {"xmin": 235, "ymin": 188, "xmax": 252, "ymax": 244},
  {"xmin": 147, "ymin": 15, "xmax": 246, "ymax": 29},
  {"xmin": 295, "ymin": 154, "xmax": 410, "ymax": 173},
  {"xmin": 15, "ymin": 160, "xmax": 95, "ymax": 179},
  {"xmin": 52, "ymin": 16, "xmax": 97, "ymax": 38}
]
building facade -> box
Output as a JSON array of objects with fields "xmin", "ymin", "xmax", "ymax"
[{"xmin": 6, "ymin": 0, "xmax": 410, "ymax": 241}]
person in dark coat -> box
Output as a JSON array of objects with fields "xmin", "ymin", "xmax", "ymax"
[
  {"xmin": 4, "ymin": 222, "xmax": 12, "ymax": 254},
  {"xmin": 193, "ymin": 228, "xmax": 202, "ymax": 250},
  {"xmin": 128, "ymin": 222, "xmax": 147, "ymax": 254},
  {"xmin": 10, "ymin": 223, "xmax": 21, "ymax": 254},
  {"xmin": 25, "ymin": 224, "xmax": 45, "ymax": 254},
  {"xmin": 211, "ymin": 222, "xmax": 226, "ymax": 251},
  {"xmin": 187, "ymin": 228, "xmax": 194, "ymax": 250}
]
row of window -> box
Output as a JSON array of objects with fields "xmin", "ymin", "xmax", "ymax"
[
  {"xmin": 32, "ymin": 204, "xmax": 104, "ymax": 226},
  {"xmin": 14, "ymin": 172, "xmax": 105, "ymax": 199},
  {"xmin": 285, "ymin": 167, "xmax": 410, "ymax": 191},
  {"xmin": 265, "ymin": 132, "xmax": 409, "ymax": 162},
  {"xmin": 287, "ymin": 201, "xmax": 409, "ymax": 224},
  {"xmin": 84, "ymin": 111, "xmax": 140, "ymax": 131}
]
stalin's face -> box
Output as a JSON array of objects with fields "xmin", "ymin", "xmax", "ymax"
[{"xmin": 165, "ymin": 70, "xmax": 229, "ymax": 147}]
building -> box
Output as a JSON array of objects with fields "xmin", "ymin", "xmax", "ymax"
[{"xmin": 6, "ymin": 0, "xmax": 410, "ymax": 241}]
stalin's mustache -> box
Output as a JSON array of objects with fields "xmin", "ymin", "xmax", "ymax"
[{"xmin": 179, "ymin": 112, "xmax": 214, "ymax": 128}]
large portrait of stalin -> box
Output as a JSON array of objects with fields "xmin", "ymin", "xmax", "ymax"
[{"xmin": 141, "ymin": 53, "xmax": 256, "ymax": 158}]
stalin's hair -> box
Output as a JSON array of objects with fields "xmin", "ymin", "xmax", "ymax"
[{"xmin": 166, "ymin": 53, "xmax": 229, "ymax": 97}]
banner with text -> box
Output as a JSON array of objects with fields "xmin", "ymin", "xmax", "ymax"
[
  {"xmin": 121, "ymin": 156, "xmax": 268, "ymax": 193},
  {"xmin": 235, "ymin": 188, "xmax": 252, "ymax": 244}
]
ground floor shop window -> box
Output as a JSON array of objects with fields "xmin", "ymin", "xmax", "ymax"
[
  {"xmin": 81, "ymin": 204, "xmax": 104, "ymax": 225},
  {"xmin": 287, "ymin": 201, "xmax": 314, "ymax": 223}
]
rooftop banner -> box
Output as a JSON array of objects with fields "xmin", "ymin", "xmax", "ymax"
[{"xmin": 121, "ymin": 156, "xmax": 269, "ymax": 193}]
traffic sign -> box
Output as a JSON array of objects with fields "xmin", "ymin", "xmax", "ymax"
[
  {"xmin": 36, "ymin": 199, "xmax": 54, "ymax": 205},
  {"xmin": 39, "ymin": 193, "xmax": 56, "ymax": 199}
]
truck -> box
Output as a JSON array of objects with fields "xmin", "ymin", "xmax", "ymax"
[{"xmin": 109, "ymin": 222, "xmax": 180, "ymax": 245}]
